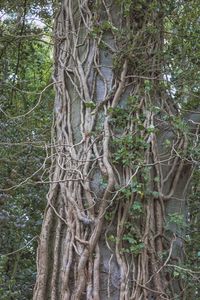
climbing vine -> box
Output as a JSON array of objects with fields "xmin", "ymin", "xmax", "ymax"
[{"xmin": 33, "ymin": 1, "xmax": 200, "ymax": 299}]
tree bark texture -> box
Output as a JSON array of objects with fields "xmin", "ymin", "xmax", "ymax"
[{"xmin": 33, "ymin": 1, "xmax": 197, "ymax": 299}]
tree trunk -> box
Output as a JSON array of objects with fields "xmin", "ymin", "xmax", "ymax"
[{"xmin": 33, "ymin": 1, "xmax": 197, "ymax": 299}]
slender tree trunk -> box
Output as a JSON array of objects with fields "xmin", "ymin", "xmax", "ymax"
[{"xmin": 33, "ymin": 1, "xmax": 196, "ymax": 299}]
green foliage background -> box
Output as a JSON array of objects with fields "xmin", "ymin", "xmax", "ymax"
[{"xmin": 0, "ymin": 1, "xmax": 55, "ymax": 298}]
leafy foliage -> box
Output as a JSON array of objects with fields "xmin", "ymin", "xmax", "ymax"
[{"xmin": 0, "ymin": 1, "xmax": 54, "ymax": 298}]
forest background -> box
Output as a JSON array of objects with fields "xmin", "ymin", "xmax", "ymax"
[{"xmin": 0, "ymin": 0, "xmax": 200, "ymax": 299}]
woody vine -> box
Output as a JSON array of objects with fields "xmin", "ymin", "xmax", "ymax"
[{"xmin": 33, "ymin": 1, "xmax": 200, "ymax": 299}]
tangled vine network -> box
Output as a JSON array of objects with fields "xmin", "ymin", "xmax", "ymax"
[{"xmin": 33, "ymin": 1, "xmax": 199, "ymax": 299}]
